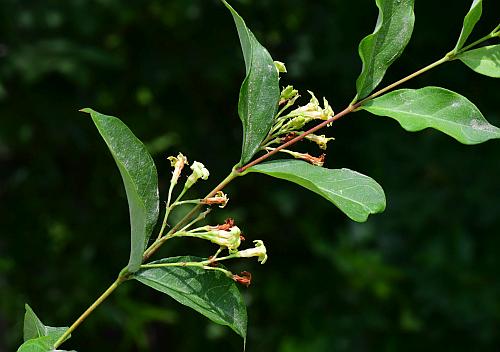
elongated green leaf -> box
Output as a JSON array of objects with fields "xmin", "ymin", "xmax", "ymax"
[
  {"xmin": 23, "ymin": 304, "xmax": 68, "ymax": 345},
  {"xmin": 222, "ymin": 0, "xmax": 280, "ymax": 165},
  {"xmin": 82, "ymin": 108, "xmax": 159, "ymax": 272},
  {"xmin": 134, "ymin": 256, "xmax": 247, "ymax": 338},
  {"xmin": 355, "ymin": 0, "xmax": 415, "ymax": 100},
  {"xmin": 457, "ymin": 45, "xmax": 500, "ymax": 78},
  {"xmin": 245, "ymin": 160, "xmax": 386, "ymax": 222},
  {"xmin": 362, "ymin": 87, "xmax": 500, "ymax": 144},
  {"xmin": 453, "ymin": 0, "xmax": 482, "ymax": 52}
]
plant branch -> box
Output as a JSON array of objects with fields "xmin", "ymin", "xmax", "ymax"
[
  {"xmin": 53, "ymin": 276, "xmax": 125, "ymax": 349},
  {"xmin": 456, "ymin": 29, "xmax": 500, "ymax": 54},
  {"xmin": 142, "ymin": 170, "xmax": 238, "ymax": 262},
  {"xmin": 53, "ymin": 32, "xmax": 489, "ymax": 348},
  {"xmin": 355, "ymin": 55, "xmax": 450, "ymax": 106}
]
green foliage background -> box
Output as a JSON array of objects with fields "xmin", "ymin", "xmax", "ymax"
[{"xmin": 1, "ymin": 0, "xmax": 499, "ymax": 351}]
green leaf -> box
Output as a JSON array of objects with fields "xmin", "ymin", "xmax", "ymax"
[
  {"xmin": 17, "ymin": 336, "xmax": 76, "ymax": 352},
  {"xmin": 23, "ymin": 304, "xmax": 68, "ymax": 345},
  {"xmin": 457, "ymin": 45, "xmax": 500, "ymax": 78},
  {"xmin": 245, "ymin": 160, "xmax": 386, "ymax": 222},
  {"xmin": 222, "ymin": 0, "xmax": 280, "ymax": 165},
  {"xmin": 361, "ymin": 87, "xmax": 500, "ymax": 144},
  {"xmin": 133, "ymin": 256, "xmax": 247, "ymax": 339},
  {"xmin": 18, "ymin": 336, "xmax": 53, "ymax": 352},
  {"xmin": 355, "ymin": 0, "xmax": 415, "ymax": 100},
  {"xmin": 82, "ymin": 108, "xmax": 159, "ymax": 272},
  {"xmin": 453, "ymin": 0, "xmax": 482, "ymax": 52}
]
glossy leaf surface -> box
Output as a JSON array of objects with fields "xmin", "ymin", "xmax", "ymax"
[
  {"xmin": 457, "ymin": 45, "xmax": 500, "ymax": 78},
  {"xmin": 222, "ymin": 0, "xmax": 280, "ymax": 164},
  {"xmin": 362, "ymin": 87, "xmax": 500, "ymax": 144},
  {"xmin": 453, "ymin": 0, "xmax": 483, "ymax": 52},
  {"xmin": 355, "ymin": 0, "xmax": 415, "ymax": 100},
  {"xmin": 134, "ymin": 256, "xmax": 247, "ymax": 338},
  {"xmin": 82, "ymin": 108, "xmax": 159, "ymax": 272},
  {"xmin": 246, "ymin": 160, "xmax": 386, "ymax": 222}
]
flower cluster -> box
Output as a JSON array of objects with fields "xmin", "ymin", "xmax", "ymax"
[
  {"xmin": 262, "ymin": 86, "xmax": 336, "ymax": 166},
  {"xmin": 162, "ymin": 154, "xmax": 268, "ymax": 287}
]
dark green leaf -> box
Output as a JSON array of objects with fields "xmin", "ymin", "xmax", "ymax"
[
  {"xmin": 82, "ymin": 109, "xmax": 159, "ymax": 272},
  {"xmin": 134, "ymin": 256, "xmax": 247, "ymax": 338},
  {"xmin": 245, "ymin": 160, "xmax": 386, "ymax": 222},
  {"xmin": 355, "ymin": 0, "xmax": 415, "ymax": 100},
  {"xmin": 457, "ymin": 45, "xmax": 500, "ymax": 78},
  {"xmin": 453, "ymin": 0, "xmax": 482, "ymax": 52},
  {"xmin": 23, "ymin": 304, "xmax": 68, "ymax": 345},
  {"xmin": 362, "ymin": 87, "xmax": 500, "ymax": 144},
  {"xmin": 222, "ymin": 0, "xmax": 280, "ymax": 165}
]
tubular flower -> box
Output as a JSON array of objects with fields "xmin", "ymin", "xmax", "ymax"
[
  {"xmin": 266, "ymin": 147, "xmax": 326, "ymax": 167},
  {"xmin": 167, "ymin": 153, "xmax": 188, "ymax": 185},
  {"xmin": 236, "ymin": 240, "xmax": 268, "ymax": 264},
  {"xmin": 201, "ymin": 191, "xmax": 229, "ymax": 208},
  {"xmin": 305, "ymin": 134, "xmax": 335, "ymax": 150},
  {"xmin": 189, "ymin": 225, "xmax": 242, "ymax": 252},
  {"xmin": 232, "ymin": 271, "xmax": 252, "ymax": 287},
  {"xmin": 185, "ymin": 161, "xmax": 209, "ymax": 189},
  {"xmin": 208, "ymin": 226, "xmax": 242, "ymax": 252},
  {"xmin": 289, "ymin": 91, "xmax": 334, "ymax": 121}
]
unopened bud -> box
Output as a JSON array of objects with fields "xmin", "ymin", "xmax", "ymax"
[
  {"xmin": 167, "ymin": 153, "xmax": 188, "ymax": 185},
  {"xmin": 237, "ymin": 240, "xmax": 268, "ymax": 264},
  {"xmin": 185, "ymin": 161, "xmax": 209, "ymax": 189},
  {"xmin": 281, "ymin": 85, "xmax": 297, "ymax": 99},
  {"xmin": 274, "ymin": 61, "xmax": 287, "ymax": 73}
]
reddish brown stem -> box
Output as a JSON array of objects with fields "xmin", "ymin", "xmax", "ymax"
[{"xmin": 237, "ymin": 103, "xmax": 358, "ymax": 173}]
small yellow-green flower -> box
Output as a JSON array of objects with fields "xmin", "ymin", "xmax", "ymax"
[
  {"xmin": 237, "ymin": 240, "xmax": 268, "ymax": 264},
  {"xmin": 185, "ymin": 161, "xmax": 209, "ymax": 189}
]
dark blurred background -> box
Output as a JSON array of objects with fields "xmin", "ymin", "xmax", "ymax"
[{"xmin": 1, "ymin": 0, "xmax": 499, "ymax": 351}]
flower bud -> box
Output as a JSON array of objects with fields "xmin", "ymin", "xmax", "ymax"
[
  {"xmin": 167, "ymin": 153, "xmax": 188, "ymax": 185},
  {"xmin": 237, "ymin": 240, "xmax": 268, "ymax": 264},
  {"xmin": 280, "ymin": 85, "xmax": 298, "ymax": 100},
  {"xmin": 185, "ymin": 161, "xmax": 209, "ymax": 189},
  {"xmin": 274, "ymin": 61, "xmax": 287, "ymax": 73}
]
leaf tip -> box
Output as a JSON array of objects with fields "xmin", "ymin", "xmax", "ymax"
[{"xmin": 79, "ymin": 108, "xmax": 93, "ymax": 115}]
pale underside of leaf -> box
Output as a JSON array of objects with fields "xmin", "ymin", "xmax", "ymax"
[
  {"xmin": 23, "ymin": 304, "xmax": 69, "ymax": 345},
  {"xmin": 246, "ymin": 160, "xmax": 386, "ymax": 222},
  {"xmin": 355, "ymin": 0, "xmax": 415, "ymax": 100},
  {"xmin": 134, "ymin": 256, "xmax": 247, "ymax": 339},
  {"xmin": 457, "ymin": 44, "xmax": 500, "ymax": 78},
  {"xmin": 82, "ymin": 108, "xmax": 159, "ymax": 272},
  {"xmin": 362, "ymin": 87, "xmax": 500, "ymax": 144}
]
